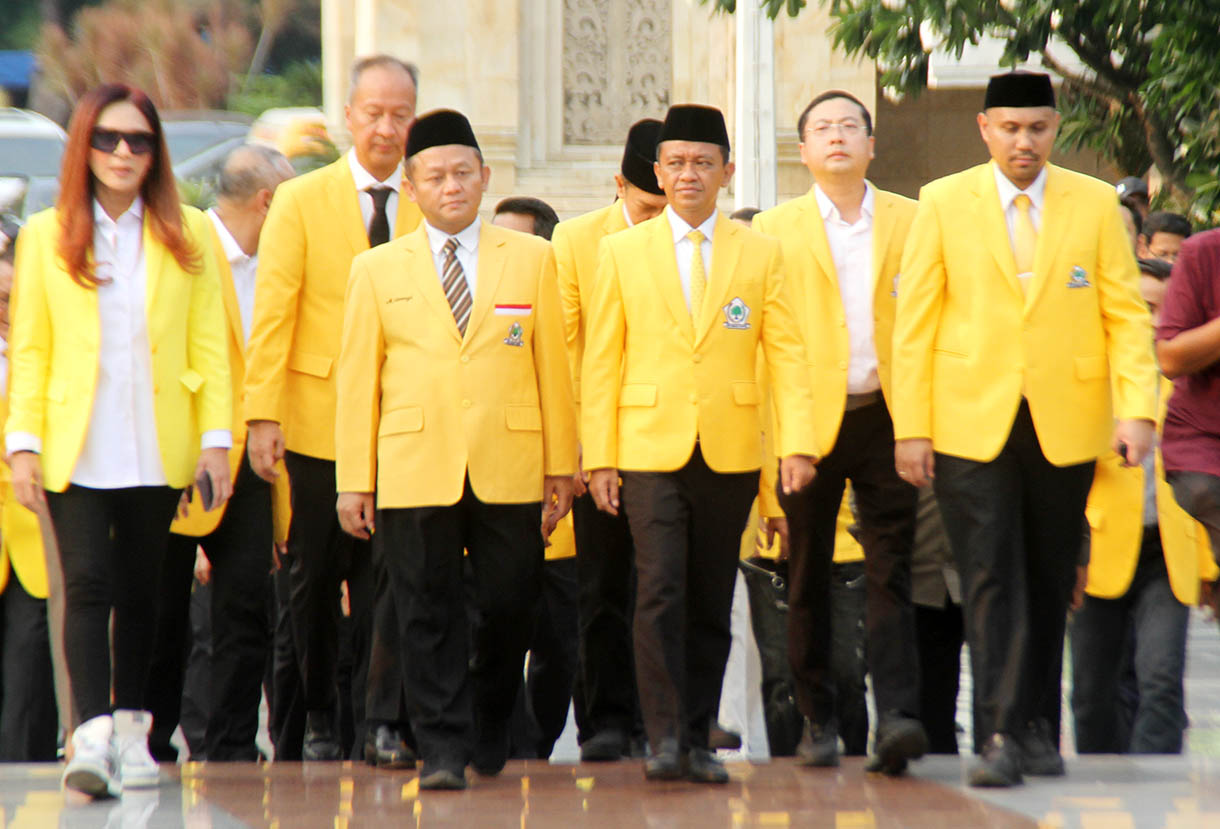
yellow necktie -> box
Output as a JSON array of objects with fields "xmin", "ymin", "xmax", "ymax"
[
  {"xmin": 687, "ymin": 229, "xmax": 707, "ymax": 322},
  {"xmin": 1013, "ymin": 193, "xmax": 1037, "ymax": 278}
]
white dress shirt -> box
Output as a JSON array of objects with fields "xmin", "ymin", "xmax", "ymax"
[
  {"xmin": 993, "ymin": 162, "xmax": 1046, "ymax": 256},
  {"xmin": 665, "ymin": 206, "xmax": 717, "ymax": 311},
  {"xmin": 424, "ymin": 217, "xmax": 481, "ymax": 299},
  {"xmin": 208, "ymin": 208, "xmax": 256, "ymax": 344},
  {"xmin": 0, "ymin": 339, "xmax": 8, "ymax": 394},
  {"xmin": 622, "ymin": 201, "xmax": 635, "ymax": 228},
  {"xmin": 6, "ymin": 198, "xmax": 231, "ymax": 486},
  {"xmin": 815, "ymin": 183, "xmax": 879, "ymax": 394},
  {"xmin": 348, "ymin": 149, "xmax": 403, "ymax": 240}
]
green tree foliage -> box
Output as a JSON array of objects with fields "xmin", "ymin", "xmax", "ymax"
[
  {"xmin": 227, "ymin": 59, "xmax": 322, "ymax": 117},
  {"xmin": 705, "ymin": 1, "xmax": 1220, "ymax": 223}
]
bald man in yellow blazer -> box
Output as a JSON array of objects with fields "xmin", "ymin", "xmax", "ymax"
[
  {"xmin": 241, "ymin": 56, "xmax": 423, "ymax": 762},
  {"xmin": 582, "ymin": 104, "xmax": 816, "ymax": 785},
  {"xmin": 753, "ymin": 90, "xmax": 925, "ymax": 775},
  {"xmin": 891, "ymin": 72, "xmax": 1158, "ymax": 788}
]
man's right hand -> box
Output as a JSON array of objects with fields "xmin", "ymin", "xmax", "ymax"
[
  {"xmin": 761, "ymin": 515, "xmax": 790, "ymax": 561},
  {"xmin": 895, "ymin": 438, "xmax": 935, "ymax": 488},
  {"xmin": 588, "ymin": 468, "xmax": 620, "ymax": 516},
  {"xmin": 247, "ymin": 420, "xmax": 285, "ymax": 483},
  {"xmin": 337, "ymin": 492, "xmax": 376, "ymax": 540},
  {"xmin": 9, "ymin": 451, "xmax": 46, "ymax": 512}
]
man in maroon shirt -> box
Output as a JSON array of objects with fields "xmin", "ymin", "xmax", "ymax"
[{"xmin": 1155, "ymin": 227, "xmax": 1220, "ymax": 613}]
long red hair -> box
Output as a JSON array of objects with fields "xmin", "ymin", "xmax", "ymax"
[{"xmin": 56, "ymin": 84, "xmax": 201, "ymax": 287}]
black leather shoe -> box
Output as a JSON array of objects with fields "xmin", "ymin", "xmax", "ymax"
[
  {"xmin": 1016, "ymin": 719, "xmax": 1066, "ymax": 777},
  {"xmin": 868, "ymin": 714, "xmax": 928, "ymax": 776},
  {"xmin": 418, "ymin": 763, "xmax": 467, "ymax": 791},
  {"xmin": 687, "ymin": 748, "xmax": 729, "ymax": 784},
  {"xmin": 969, "ymin": 733, "xmax": 1024, "ymax": 788},
  {"xmin": 364, "ymin": 723, "xmax": 416, "ymax": 770},
  {"xmin": 472, "ymin": 719, "xmax": 509, "ymax": 777},
  {"xmin": 643, "ymin": 738, "xmax": 685, "ymax": 781},
  {"xmin": 580, "ymin": 729, "xmax": 625, "ymax": 762},
  {"xmin": 708, "ymin": 723, "xmax": 742, "ymax": 751},
  {"xmin": 795, "ymin": 719, "xmax": 839, "ymax": 767},
  {"xmin": 303, "ymin": 710, "xmax": 341, "ymax": 761}
]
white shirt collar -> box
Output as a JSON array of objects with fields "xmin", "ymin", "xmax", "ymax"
[
  {"xmin": 93, "ymin": 196, "xmax": 144, "ymax": 229},
  {"xmin": 424, "ymin": 216, "xmax": 482, "ymax": 256},
  {"xmin": 993, "ymin": 162, "xmax": 1047, "ymax": 213},
  {"xmin": 207, "ymin": 208, "xmax": 250, "ymax": 266},
  {"xmin": 665, "ymin": 205, "xmax": 717, "ymax": 245},
  {"xmin": 814, "ymin": 181, "xmax": 874, "ymax": 225},
  {"xmin": 347, "ymin": 148, "xmax": 403, "ymax": 193},
  {"xmin": 621, "ymin": 201, "xmax": 635, "ymax": 228}
]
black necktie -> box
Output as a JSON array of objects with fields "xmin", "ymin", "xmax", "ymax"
[{"xmin": 366, "ymin": 186, "xmax": 393, "ymax": 247}]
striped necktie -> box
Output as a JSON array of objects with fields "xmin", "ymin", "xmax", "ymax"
[{"xmin": 441, "ymin": 237, "xmax": 473, "ymax": 335}]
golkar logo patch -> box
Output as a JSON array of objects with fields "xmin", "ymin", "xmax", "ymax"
[
  {"xmin": 722, "ymin": 297, "xmax": 751, "ymax": 330},
  {"xmin": 1066, "ymin": 266, "xmax": 1091, "ymax": 289},
  {"xmin": 503, "ymin": 321, "xmax": 525, "ymax": 347}
]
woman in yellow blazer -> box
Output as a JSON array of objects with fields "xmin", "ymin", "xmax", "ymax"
[{"xmin": 5, "ymin": 84, "xmax": 231, "ymax": 798}]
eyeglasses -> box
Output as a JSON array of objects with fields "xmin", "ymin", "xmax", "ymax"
[
  {"xmin": 90, "ymin": 128, "xmax": 156, "ymax": 156},
  {"xmin": 806, "ymin": 120, "xmax": 866, "ymax": 138}
]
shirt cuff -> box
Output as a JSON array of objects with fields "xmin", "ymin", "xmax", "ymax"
[
  {"xmin": 5, "ymin": 432, "xmax": 42, "ymax": 456},
  {"xmin": 201, "ymin": 430, "xmax": 233, "ymax": 451}
]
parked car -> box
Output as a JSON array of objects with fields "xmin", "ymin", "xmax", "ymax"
[
  {"xmin": 0, "ymin": 107, "xmax": 67, "ymax": 217},
  {"xmin": 163, "ymin": 111, "xmax": 253, "ymax": 182}
]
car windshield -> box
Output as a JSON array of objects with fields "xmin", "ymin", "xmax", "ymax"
[
  {"xmin": 163, "ymin": 123, "xmax": 248, "ymax": 162},
  {"xmin": 0, "ymin": 136, "xmax": 65, "ymax": 177}
]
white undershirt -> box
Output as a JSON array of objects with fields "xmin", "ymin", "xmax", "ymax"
[
  {"xmin": 6, "ymin": 198, "xmax": 231, "ymax": 486},
  {"xmin": 424, "ymin": 217, "xmax": 481, "ymax": 299},
  {"xmin": 815, "ymin": 183, "xmax": 879, "ymax": 394},
  {"xmin": 665, "ymin": 206, "xmax": 717, "ymax": 311},
  {"xmin": 348, "ymin": 149, "xmax": 403, "ymax": 241},
  {"xmin": 208, "ymin": 208, "xmax": 256, "ymax": 344}
]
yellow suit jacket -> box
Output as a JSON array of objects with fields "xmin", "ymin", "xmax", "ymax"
[
  {"xmin": 553, "ymin": 200, "xmax": 629, "ymax": 411},
  {"xmin": 892, "ymin": 162, "xmax": 1157, "ymax": 464},
  {"xmin": 172, "ymin": 221, "xmax": 291, "ymax": 542},
  {"xmin": 1085, "ymin": 379, "xmax": 1219, "ymax": 604},
  {"xmin": 0, "ymin": 391, "xmax": 48, "ymax": 599},
  {"xmin": 581, "ymin": 212, "xmax": 816, "ymax": 473},
  {"xmin": 7, "ymin": 206, "xmax": 231, "ymax": 492},
  {"xmin": 335, "ymin": 222, "xmax": 577, "ymax": 508},
  {"xmin": 754, "ymin": 185, "xmax": 917, "ymax": 513},
  {"xmin": 244, "ymin": 158, "xmax": 423, "ymax": 460}
]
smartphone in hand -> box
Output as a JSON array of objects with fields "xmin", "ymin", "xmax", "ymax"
[{"xmin": 196, "ymin": 469, "xmax": 215, "ymax": 511}]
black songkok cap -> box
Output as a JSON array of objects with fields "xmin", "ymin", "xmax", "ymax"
[
  {"xmin": 657, "ymin": 104, "xmax": 730, "ymax": 152},
  {"xmin": 405, "ymin": 109, "xmax": 480, "ymax": 158},
  {"xmin": 621, "ymin": 119, "xmax": 664, "ymax": 196},
  {"xmin": 983, "ymin": 71, "xmax": 1056, "ymax": 110}
]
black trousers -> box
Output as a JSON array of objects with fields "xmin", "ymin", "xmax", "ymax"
[
  {"xmin": 571, "ymin": 492, "xmax": 638, "ymax": 742},
  {"xmin": 0, "ymin": 577, "xmax": 58, "ymax": 761},
  {"xmin": 620, "ymin": 446, "xmax": 755, "ymax": 751},
  {"xmin": 146, "ymin": 530, "xmax": 198, "ymax": 761},
  {"xmin": 777, "ymin": 400, "xmax": 920, "ymax": 728},
  {"xmin": 46, "ymin": 485, "xmax": 181, "ymax": 723},
  {"xmin": 269, "ymin": 553, "xmax": 305, "ymax": 760},
  {"xmin": 915, "ymin": 601, "xmax": 965, "ymax": 753},
  {"xmin": 282, "ymin": 451, "xmax": 380, "ymax": 757},
  {"xmin": 933, "ymin": 400, "xmax": 1094, "ymax": 740},
  {"xmin": 379, "ymin": 479, "xmax": 543, "ymax": 768}
]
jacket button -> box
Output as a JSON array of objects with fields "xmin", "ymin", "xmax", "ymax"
[
  {"xmin": 838, "ymin": 361, "xmax": 847, "ymax": 370},
  {"xmin": 689, "ymin": 393, "xmax": 698, "ymax": 403},
  {"xmin": 692, "ymin": 354, "xmax": 702, "ymax": 364},
  {"xmin": 462, "ymin": 399, "xmax": 472, "ymax": 408},
  {"xmin": 461, "ymin": 355, "xmax": 470, "ymax": 364}
]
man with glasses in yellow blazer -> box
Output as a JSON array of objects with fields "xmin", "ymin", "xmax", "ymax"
[{"xmin": 892, "ymin": 72, "xmax": 1158, "ymax": 787}]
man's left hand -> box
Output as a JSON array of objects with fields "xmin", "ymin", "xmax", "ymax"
[
  {"xmin": 780, "ymin": 454, "xmax": 817, "ymax": 494},
  {"xmin": 543, "ymin": 475, "xmax": 575, "ymax": 537},
  {"xmin": 194, "ymin": 447, "xmax": 233, "ymax": 511},
  {"xmin": 1113, "ymin": 418, "xmax": 1156, "ymax": 467}
]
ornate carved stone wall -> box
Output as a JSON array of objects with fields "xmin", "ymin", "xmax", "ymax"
[{"xmin": 563, "ymin": 0, "xmax": 672, "ymax": 144}]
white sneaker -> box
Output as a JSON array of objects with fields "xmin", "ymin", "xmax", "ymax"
[
  {"xmin": 111, "ymin": 710, "xmax": 160, "ymax": 791},
  {"xmin": 63, "ymin": 714, "xmax": 115, "ymax": 797}
]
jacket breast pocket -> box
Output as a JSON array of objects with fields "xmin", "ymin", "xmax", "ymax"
[
  {"xmin": 288, "ymin": 351, "xmax": 333, "ymax": 379},
  {"xmin": 618, "ymin": 384, "xmax": 657, "ymax": 407},
  {"xmin": 379, "ymin": 406, "xmax": 424, "ymax": 436},
  {"xmin": 179, "ymin": 369, "xmax": 205, "ymax": 393},
  {"xmin": 505, "ymin": 405, "xmax": 542, "ymax": 431}
]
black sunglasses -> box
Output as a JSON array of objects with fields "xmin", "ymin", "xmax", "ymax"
[{"xmin": 90, "ymin": 128, "xmax": 156, "ymax": 156}]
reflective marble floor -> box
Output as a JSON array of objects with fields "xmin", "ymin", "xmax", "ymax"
[{"xmin": 3, "ymin": 755, "xmax": 1218, "ymax": 828}]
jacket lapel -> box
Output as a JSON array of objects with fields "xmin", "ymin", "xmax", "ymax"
[
  {"xmin": 602, "ymin": 201, "xmax": 629, "ymax": 236},
  {"xmin": 1026, "ymin": 165, "xmax": 1071, "ymax": 310},
  {"xmin": 871, "ymin": 188, "xmax": 898, "ymax": 294},
  {"xmin": 465, "ymin": 224, "xmax": 507, "ymax": 344},
  {"xmin": 401, "ymin": 226, "xmax": 462, "ymax": 344},
  {"xmin": 142, "ymin": 217, "xmax": 165, "ymax": 324},
  {"xmin": 206, "ymin": 224, "xmax": 247, "ymax": 375},
  {"xmin": 646, "ymin": 215, "xmax": 696, "ymax": 344},
  {"xmin": 328, "ymin": 160, "xmax": 370, "ymax": 257},
  {"xmin": 974, "ymin": 164, "xmax": 1022, "ymax": 298},
  {"xmin": 696, "ymin": 214, "xmax": 742, "ymax": 345},
  {"xmin": 801, "ymin": 189, "xmax": 839, "ymax": 293}
]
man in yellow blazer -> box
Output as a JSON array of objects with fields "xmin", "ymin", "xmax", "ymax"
[
  {"xmin": 583, "ymin": 104, "xmax": 817, "ymax": 784},
  {"xmin": 551, "ymin": 118, "xmax": 667, "ymax": 762},
  {"xmin": 146, "ymin": 145, "xmax": 295, "ymax": 764},
  {"xmin": 335, "ymin": 109, "xmax": 576, "ymax": 790},
  {"xmin": 242, "ymin": 55, "xmax": 422, "ymax": 762},
  {"xmin": 754, "ymin": 90, "xmax": 926, "ymax": 775},
  {"xmin": 892, "ymin": 72, "xmax": 1158, "ymax": 787},
  {"xmin": 1071, "ymin": 264, "xmax": 1219, "ymax": 755}
]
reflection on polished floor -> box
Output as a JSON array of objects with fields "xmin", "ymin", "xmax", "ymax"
[{"xmin": 1, "ymin": 755, "xmax": 1216, "ymax": 828}]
